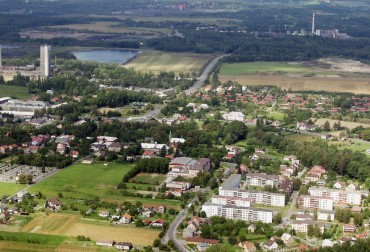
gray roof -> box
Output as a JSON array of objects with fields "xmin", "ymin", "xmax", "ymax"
[
  {"xmin": 170, "ymin": 157, "xmax": 193, "ymax": 166},
  {"xmin": 220, "ymin": 174, "xmax": 241, "ymax": 190}
]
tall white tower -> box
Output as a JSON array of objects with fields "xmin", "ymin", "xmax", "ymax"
[
  {"xmin": 312, "ymin": 13, "xmax": 315, "ymax": 34},
  {"xmin": 40, "ymin": 44, "xmax": 51, "ymax": 77}
]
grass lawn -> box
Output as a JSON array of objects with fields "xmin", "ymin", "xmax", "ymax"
[
  {"xmin": 220, "ymin": 62, "xmax": 314, "ymax": 75},
  {"xmin": 28, "ymin": 162, "xmax": 133, "ymax": 199},
  {"xmin": 0, "ymin": 182, "xmax": 27, "ymax": 196},
  {"xmin": 125, "ymin": 50, "xmax": 213, "ymax": 75},
  {"xmin": 269, "ymin": 111, "xmax": 287, "ymax": 121},
  {"xmin": 129, "ymin": 173, "xmax": 166, "ymax": 185},
  {"xmin": 285, "ymin": 134, "xmax": 317, "ymax": 142},
  {"xmin": 0, "ymin": 85, "xmax": 29, "ymax": 99}
]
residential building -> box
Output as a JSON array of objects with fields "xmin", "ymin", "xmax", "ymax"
[
  {"xmin": 96, "ymin": 240, "xmax": 115, "ymax": 247},
  {"xmin": 222, "ymin": 111, "xmax": 246, "ymax": 122},
  {"xmin": 219, "ymin": 189, "xmax": 286, "ymax": 207},
  {"xmin": 46, "ymin": 198, "xmax": 62, "ymax": 210},
  {"xmin": 308, "ymin": 186, "xmax": 363, "ymax": 205},
  {"xmin": 343, "ymin": 224, "xmax": 356, "ymax": 233},
  {"xmin": 298, "ymin": 195, "xmax": 334, "ymax": 210},
  {"xmin": 262, "ymin": 240, "xmax": 278, "ymax": 251},
  {"xmin": 245, "ymin": 173, "xmax": 281, "ymax": 188},
  {"xmin": 211, "ymin": 195, "xmax": 252, "ymax": 207},
  {"xmin": 119, "ymin": 213, "xmax": 132, "ymax": 224},
  {"xmin": 141, "ymin": 143, "xmax": 169, "ymax": 155},
  {"xmin": 201, "ymin": 202, "xmax": 273, "ymax": 223},
  {"xmin": 317, "ymin": 210, "xmax": 335, "ymax": 221},
  {"xmin": 40, "ymin": 44, "xmax": 51, "ymax": 77},
  {"xmin": 281, "ymin": 233, "xmax": 294, "ymax": 247},
  {"xmin": 291, "ymin": 221, "xmax": 325, "ymax": 234},
  {"xmin": 238, "ymin": 241, "xmax": 256, "ymax": 252}
]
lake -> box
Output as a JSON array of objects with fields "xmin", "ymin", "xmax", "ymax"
[{"xmin": 71, "ymin": 50, "xmax": 139, "ymax": 64}]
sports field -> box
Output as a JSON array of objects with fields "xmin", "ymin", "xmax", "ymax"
[
  {"xmin": 125, "ymin": 50, "xmax": 213, "ymax": 74},
  {"xmin": 22, "ymin": 213, "xmax": 160, "ymax": 246},
  {"xmin": 0, "ymin": 85, "xmax": 29, "ymax": 99},
  {"xmin": 219, "ymin": 61, "xmax": 370, "ymax": 94},
  {"xmin": 0, "ymin": 182, "xmax": 27, "ymax": 196}
]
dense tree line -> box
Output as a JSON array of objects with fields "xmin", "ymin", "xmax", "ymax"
[{"xmin": 121, "ymin": 158, "xmax": 170, "ymax": 183}]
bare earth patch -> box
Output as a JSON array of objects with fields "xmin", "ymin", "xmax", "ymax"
[{"xmin": 318, "ymin": 58, "xmax": 370, "ymax": 73}]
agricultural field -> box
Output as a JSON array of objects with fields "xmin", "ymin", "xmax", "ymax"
[
  {"xmin": 129, "ymin": 173, "xmax": 166, "ymax": 185},
  {"xmin": 313, "ymin": 118, "xmax": 370, "ymax": 130},
  {"xmin": 22, "ymin": 213, "xmax": 160, "ymax": 247},
  {"xmin": 90, "ymin": 15, "xmax": 241, "ymax": 26},
  {"xmin": 219, "ymin": 61, "xmax": 370, "ymax": 94},
  {"xmin": 48, "ymin": 22, "xmax": 170, "ymax": 37},
  {"xmin": 0, "ymin": 182, "xmax": 27, "ymax": 196},
  {"xmin": 0, "ymin": 85, "xmax": 29, "ymax": 99},
  {"xmin": 125, "ymin": 50, "xmax": 213, "ymax": 75}
]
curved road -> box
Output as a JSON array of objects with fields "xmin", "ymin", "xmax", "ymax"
[{"xmin": 163, "ymin": 198, "xmax": 197, "ymax": 252}]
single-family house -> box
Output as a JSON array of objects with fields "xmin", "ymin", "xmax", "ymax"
[
  {"xmin": 238, "ymin": 241, "xmax": 257, "ymax": 252},
  {"xmin": 343, "ymin": 224, "xmax": 356, "ymax": 233},
  {"xmin": 248, "ymin": 224, "xmax": 256, "ymax": 233},
  {"xmin": 108, "ymin": 142, "xmax": 122, "ymax": 153},
  {"xmin": 99, "ymin": 210, "xmax": 110, "ymax": 218},
  {"xmin": 81, "ymin": 156, "xmax": 93, "ymax": 164},
  {"xmin": 71, "ymin": 150, "xmax": 79, "ymax": 158},
  {"xmin": 262, "ymin": 240, "xmax": 278, "ymax": 251},
  {"xmin": 281, "ymin": 233, "xmax": 294, "ymax": 247},
  {"xmin": 46, "ymin": 198, "xmax": 62, "ymax": 211},
  {"xmin": 119, "ymin": 213, "xmax": 132, "ymax": 224},
  {"xmin": 150, "ymin": 218, "xmax": 165, "ymax": 228}
]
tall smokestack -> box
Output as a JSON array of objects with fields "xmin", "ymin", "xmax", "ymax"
[{"xmin": 312, "ymin": 13, "xmax": 315, "ymax": 34}]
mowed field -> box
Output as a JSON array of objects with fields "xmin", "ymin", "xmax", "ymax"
[
  {"xmin": 219, "ymin": 62, "xmax": 370, "ymax": 94},
  {"xmin": 125, "ymin": 50, "xmax": 213, "ymax": 74},
  {"xmin": 0, "ymin": 182, "xmax": 27, "ymax": 196},
  {"xmin": 28, "ymin": 162, "xmax": 133, "ymax": 199},
  {"xmin": 129, "ymin": 173, "xmax": 166, "ymax": 185},
  {"xmin": 0, "ymin": 85, "xmax": 30, "ymax": 99},
  {"xmin": 22, "ymin": 213, "xmax": 160, "ymax": 246}
]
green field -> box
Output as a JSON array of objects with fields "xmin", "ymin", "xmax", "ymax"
[
  {"xmin": 130, "ymin": 173, "xmax": 166, "ymax": 185},
  {"xmin": 28, "ymin": 162, "xmax": 181, "ymax": 208},
  {"xmin": 125, "ymin": 50, "xmax": 213, "ymax": 75},
  {"xmin": 220, "ymin": 62, "xmax": 314, "ymax": 75},
  {"xmin": 29, "ymin": 162, "xmax": 133, "ymax": 199},
  {"xmin": 0, "ymin": 85, "xmax": 29, "ymax": 99},
  {"xmin": 0, "ymin": 183, "xmax": 27, "ymax": 196}
]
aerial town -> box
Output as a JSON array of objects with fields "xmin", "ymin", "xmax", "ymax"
[{"xmin": 1, "ymin": 1, "xmax": 370, "ymax": 252}]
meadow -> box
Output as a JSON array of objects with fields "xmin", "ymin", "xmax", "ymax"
[
  {"xmin": 125, "ymin": 50, "xmax": 213, "ymax": 75},
  {"xmin": 0, "ymin": 182, "xmax": 27, "ymax": 196},
  {"xmin": 28, "ymin": 163, "xmax": 133, "ymax": 199},
  {"xmin": 219, "ymin": 62, "xmax": 370, "ymax": 94},
  {"xmin": 0, "ymin": 85, "xmax": 29, "ymax": 99},
  {"xmin": 28, "ymin": 162, "xmax": 181, "ymax": 208}
]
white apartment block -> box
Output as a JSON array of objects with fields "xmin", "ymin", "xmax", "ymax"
[
  {"xmin": 219, "ymin": 189, "xmax": 286, "ymax": 207},
  {"xmin": 291, "ymin": 221, "xmax": 325, "ymax": 234},
  {"xmin": 222, "ymin": 111, "xmax": 246, "ymax": 122},
  {"xmin": 245, "ymin": 173, "xmax": 281, "ymax": 188},
  {"xmin": 298, "ymin": 195, "xmax": 333, "ymax": 211},
  {"xmin": 202, "ymin": 202, "xmax": 273, "ymax": 223},
  {"xmin": 317, "ymin": 210, "xmax": 335, "ymax": 221},
  {"xmin": 308, "ymin": 186, "xmax": 363, "ymax": 206},
  {"xmin": 211, "ymin": 195, "xmax": 252, "ymax": 207}
]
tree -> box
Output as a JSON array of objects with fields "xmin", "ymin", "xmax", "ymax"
[
  {"xmin": 323, "ymin": 121, "xmax": 331, "ymax": 131},
  {"xmin": 18, "ymin": 174, "xmax": 27, "ymax": 184},
  {"xmin": 26, "ymin": 174, "xmax": 33, "ymax": 184},
  {"xmin": 160, "ymin": 145, "xmax": 167, "ymax": 157},
  {"xmin": 153, "ymin": 239, "xmax": 161, "ymax": 247},
  {"xmin": 273, "ymin": 212, "xmax": 282, "ymax": 224}
]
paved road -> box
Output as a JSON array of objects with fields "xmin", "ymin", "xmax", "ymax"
[
  {"xmin": 163, "ymin": 197, "xmax": 198, "ymax": 252},
  {"xmin": 185, "ymin": 54, "xmax": 229, "ymax": 96}
]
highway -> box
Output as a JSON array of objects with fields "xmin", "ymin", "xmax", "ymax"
[{"xmin": 185, "ymin": 54, "xmax": 229, "ymax": 96}]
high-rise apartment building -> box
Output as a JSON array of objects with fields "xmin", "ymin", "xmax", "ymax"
[{"xmin": 40, "ymin": 45, "xmax": 51, "ymax": 77}]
